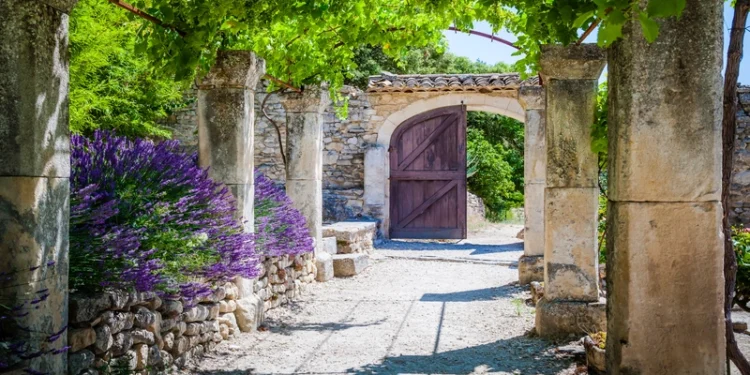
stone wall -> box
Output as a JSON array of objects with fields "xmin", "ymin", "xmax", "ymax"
[
  {"xmin": 165, "ymin": 83, "xmax": 378, "ymax": 223},
  {"xmin": 732, "ymin": 87, "xmax": 750, "ymax": 226},
  {"xmin": 67, "ymin": 253, "xmax": 315, "ymax": 375}
]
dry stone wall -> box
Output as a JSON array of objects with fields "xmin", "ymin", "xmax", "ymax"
[
  {"xmin": 732, "ymin": 86, "xmax": 750, "ymax": 227},
  {"xmin": 67, "ymin": 253, "xmax": 315, "ymax": 375}
]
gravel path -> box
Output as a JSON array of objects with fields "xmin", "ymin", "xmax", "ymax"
[{"xmin": 184, "ymin": 224, "xmax": 583, "ymax": 375}]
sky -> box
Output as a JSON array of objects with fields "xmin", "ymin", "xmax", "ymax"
[{"xmin": 443, "ymin": 3, "xmax": 750, "ymax": 84}]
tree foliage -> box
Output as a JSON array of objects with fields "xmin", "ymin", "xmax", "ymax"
[
  {"xmin": 467, "ymin": 128, "xmax": 522, "ymax": 221},
  {"xmin": 70, "ymin": 0, "xmax": 188, "ymax": 139}
]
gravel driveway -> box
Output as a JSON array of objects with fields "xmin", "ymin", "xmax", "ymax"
[{"xmin": 184, "ymin": 224, "xmax": 583, "ymax": 375}]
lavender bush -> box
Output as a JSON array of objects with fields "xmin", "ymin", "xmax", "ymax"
[
  {"xmin": 70, "ymin": 131, "xmax": 260, "ymax": 300},
  {"xmin": 254, "ymin": 172, "xmax": 314, "ymax": 257}
]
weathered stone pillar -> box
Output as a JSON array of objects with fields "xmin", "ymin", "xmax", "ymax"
[
  {"xmin": 535, "ymin": 44, "xmax": 606, "ymax": 337},
  {"xmin": 606, "ymin": 1, "xmax": 725, "ymax": 373},
  {"xmin": 282, "ymin": 86, "xmax": 331, "ymax": 252},
  {"xmin": 0, "ymin": 0, "xmax": 77, "ymax": 373},
  {"xmin": 518, "ymin": 85, "xmax": 546, "ymax": 284},
  {"xmin": 197, "ymin": 51, "xmax": 265, "ymax": 232}
]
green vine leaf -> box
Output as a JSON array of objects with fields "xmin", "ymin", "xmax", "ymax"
[
  {"xmin": 646, "ymin": 0, "xmax": 687, "ymax": 18},
  {"xmin": 638, "ymin": 11, "xmax": 660, "ymax": 42}
]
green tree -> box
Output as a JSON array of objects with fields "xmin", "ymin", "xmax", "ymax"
[
  {"xmin": 467, "ymin": 128, "xmax": 521, "ymax": 221},
  {"xmin": 69, "ymin": 0, "xmax": 188, "ymax": 138}
]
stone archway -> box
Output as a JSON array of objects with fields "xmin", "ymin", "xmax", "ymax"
[{"xmin": 362, "ymin": 82, "xmax": 531, "ymax": 238}]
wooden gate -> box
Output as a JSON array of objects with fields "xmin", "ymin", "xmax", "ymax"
[{"xmin": 389, "ymin": 105, "xmax": 467, "ymax": 239}]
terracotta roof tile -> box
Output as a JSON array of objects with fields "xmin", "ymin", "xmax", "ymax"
[{"xmin": 367, "ymin": 73, "xmax": 539, "ymax": 93}]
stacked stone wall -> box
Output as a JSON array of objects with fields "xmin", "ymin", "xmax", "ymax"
[
  {"xmin": 164, "ymin": 83, "xmax": 377, "ymax": 223},
  {"xmin": 67, "ymin": 253, "xmax": 315, "ymax": 374},
  {"xmin": 732, "ymin": 87, "xmax": 750, "ymax": 226}
]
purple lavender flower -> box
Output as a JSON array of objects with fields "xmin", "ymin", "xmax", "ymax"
[
  {"xmin": 254, "ymin": 172, "xmax": 314, "ymax": 257},
  {"xmin": 70, "ymin": 131, "xmax": 261, "ymax": 299}
]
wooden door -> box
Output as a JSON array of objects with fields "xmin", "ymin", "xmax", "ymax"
[{"xmin": 389, "ymin": 105, "xmax": 467, "ymax": 239}]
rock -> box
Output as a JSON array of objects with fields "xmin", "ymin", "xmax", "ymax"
[
  {"xmin": 183, "ymin": 304, "xmax": 210, "ymax": 322},
  {"xmin": 109, "ymin": 352, "xmax": 137, "ymax": 371},
  {"xmin": 132, "ymin": 343, "xmax": 148, "ymax": 370},
  {"xmin": 69, "ymin": 328, "xmax": 96, "ymax": 353},
  {"xmin": 173, "ymin": 321, "xmax": 187, "ymax": 336},
  {"xmin": 322, "ymin": 221, "xmax": 377, "ymax": 254},
  {"xmin": 207, "ymin": 303, "xmax": 220, "ymax": 320},
  {"xmin": 233, "ymin": 276, "xmax": 254, "ymax": 298},
  {"xmin": 147, "ymin": 296, "xmax": 162, "ymax": 311},
  {"xmin": 160, "ymin": 317, "xmax": 178, "ymax": 333},
  {"xmin": 234, "ymin": 295, "xmax": 264, "ymax": 332},
  {"xmin": 171, "ymin": 336, "xmax": 189, "ymax": 356},
  {"xmin": 321, "ymin": 236, "xmax": 338, "ymax": 255},
  {"xmin": 218, "ymin": 312, "xmax": 238, "ymax": 330},
  {"xmin": 101, "ymin": 311, "xmax": 134, "ymax": 334},
  {"xmin": 218, "ymin": 300, "xmax": 237, "ymax": 313},
  {"xmin": 107, "ymin": 290, "xmax": 130, "ymax": 310},
  {"xmin": 70, "ymin": 295, "xmax": 112, "ymax": 324},
  {"xmin": 205, "ymin": 320, "xmax": 220, "ymax": 333},
  {"xmin": 583, "ymin": 336, "xmax": 606, "ymax": 374},
  {"xmin": 68, "ymin": 349, "xmax": 95, "ymax": 375},
  {"xmin": 530, "ymin": 281, "xmax": 545, "ymax": 305},
  {"xmin": 147, "ymin": 345, "xmax": 163, "ymax": 368},
  {"xmin": 93, "ymin": 324, "xmax": 113, "ymax": 354},
  {"xmin": 332, "ymin": 254, "xmax": 370, "ymax": 277},
  {"xmin": 133, "ymin": 306, "xmax": 157, "ymax": 329},
  {"xmin": 316, "ymin": 252, "xmax": 334, "ymax": 282},
  {"xmin": 131, "ymin": 329, "xmax": 155, "ymax": 345},
  {"xmin": 224, "ymin": 283, "xmax": 239, "ymax": 300},
  {"xmin": 516, "ymin": 228, "xmax": 525, "ymax": 239},
  {"xmin": 161, "ymin": 350, "xmax": 173, "ymax": 367},
  {"xmin": 111, "ymin": 332, "xmax": 133, "ymax": 357},
  {"xmin": 163, "ymin": 332, "xmax": 175, "ymax": 352},
  {"xmin": 184, "ymin": 322, "xmax": 201, "ymax": 336},
  {"xmin": 734, "ymin": 321, "xmax": 748, "ymax": 332},
  {"xmin": 161, "ymin": 299, "xmax": 183, "ymax": 317}
]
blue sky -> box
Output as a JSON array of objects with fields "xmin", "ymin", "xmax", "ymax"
[{"xmin": 443, "ymin": 3, "xmax": 750, "ymax": 84}]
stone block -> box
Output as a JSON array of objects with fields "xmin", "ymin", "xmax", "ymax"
[
  {"xmin": 69, "ymin": 294, "xmax": 111, "ymax": 324},
  {"xmin": 332, "ymin": 254, "xmax": 370, "ymax": 277},
  {"xmin": 539, "ymin": 44, "xmax": 606, "ymax": 81},
  {"xmin": 544, "ymin": 187, "xmax": 599, "ymax": 302},
  {"xmin": 518, "ymin": 255, "xmax": 544, "ymax": 285},
  {"xmin": 68, "ymin": 349, "xmax": 95, "ymax": 375},
  {"xmin": 523, "ymin": 183, "xmax": 545, "ymax": 257},
  {"xmin": 323, "ymin": 221, "xmax": 377, "ymax": 254},
  {"xmin": 321, "ymin": 236, "xmax": 338, "ymax": 255},
  {"xmin": 544, "ymin": 79, "xmax": 599, "ymax": 188},
  {"xmin": 315, "ymin": 252, "xmax": 334, "ymax": 282},
  {"xmin": 607, "ymin": 201, "xmax": 724, "ymax": 374},
  {"xmin": 535, "ymin": 298, "xmax": 606, "ymax": 338},
  {"xmin": 234, "ymin": 295, "xmax": 264, "ymax": 332},
  {"xmin": 286, "ymin": 178, "xmax": 322, "ymax": 245},
  {"xmin": 523, "ymin": 109, "xmax": 546, "ymax": 185},
  {"xmin": 93, "ymin": 324, "xmax": 113, "ymax": 354},
  {"xmin": 364, "ymin": 146, "xmax": 387, "ymax": 206},
  {"xmin": 69, "ymin": 328, "xmax": 96, "ymax": 353}
]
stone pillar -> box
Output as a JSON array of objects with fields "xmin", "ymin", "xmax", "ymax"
[
  {"xmin": 0, "ymin": 0, "xmax": 77, "ymax": 373},
  {"xmin": 197, "ymin": 51, "xmax": 265, "ymax": 232},
  {"xmin": 282, "ymin": 86, "xmax": 331, "ymax": 252},
  {"xmin": 606, "ymin": 1, "xmax": 725, "ymax": 373},
  {"xmin": 518, "ymin": 85, "xmax": 546, "ymax": 284},
  {"xmin": 535, "ymin": 44, "xmax": 606, "ymax": 337}
]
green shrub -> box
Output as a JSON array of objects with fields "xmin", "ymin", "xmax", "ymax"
[
  {"xmin": 734, "ymin": 227, "xmax": 750, "ymax": 311},
  {"xmin": 69, "ymin": 0, "xmax": 189, "ymax": 139},
  {"xmin": 466, "ymin": 128, "xmax": 522, "ymax": 221}
]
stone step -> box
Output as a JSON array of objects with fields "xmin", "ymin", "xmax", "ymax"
[
  {"xmin": 315, "ymin": 252, "xmax": 334, "ymax": 282},
  {"xmin": 322, "ymin": 221, "xmax": 377, "ymax": 254},
  {"xmin": 332, "ymin": 254, "xmax": 370, "ymax": 277},
  {"xmin": 321, "ymin": 236, "xmax": 338, "ymax": 255}
]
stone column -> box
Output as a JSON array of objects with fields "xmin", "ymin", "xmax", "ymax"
[
  {"xmin": 535, "ymin": 44, "xmax": 606, "ymax": 337},
  {"xmin": 197, "ymin": 51, "xmax": 265, "ymax": 232},
  {"xmin": 606, "ymin": 1, "xmax": 725, "ymax": 373},
  {"xmin": 518, "ymin": 85, "xmax": 546, "ymax": 284},
  {"xmin": 282, "ymin": 86, "xmax": 331, "ymax": 252},
  {"xmin": 0, "ymin": 0, "xmax": 77, "ymax": 373}
]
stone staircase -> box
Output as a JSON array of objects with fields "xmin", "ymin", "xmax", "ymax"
[{"xmin": 316, "ymin": 222, "xmax": 377, "ymax": 280}]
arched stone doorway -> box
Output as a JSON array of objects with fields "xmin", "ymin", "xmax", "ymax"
[{"xmin": 388, "ymin": 105, "xmax": 467, "ymax": 239}]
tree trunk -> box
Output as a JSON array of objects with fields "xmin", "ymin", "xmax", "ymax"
[{"xmin": 723, "ymin": 1, "xmax": 750, "ymax": 373}]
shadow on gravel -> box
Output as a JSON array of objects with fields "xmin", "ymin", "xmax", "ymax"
[
  {"xmin": 420, "ymin": 285, "xmax": 520, "ymax": 302},
  {"xmin": 346, "ymin": 335, "xmax": 579, "ymax": 375},
  {"xmin": 377, "ymin": 240, "xmax": 523, "ymax": 255},
  {"xmin": 267, "ymin": 318, "xmax": 388, "ymax": 335}
]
